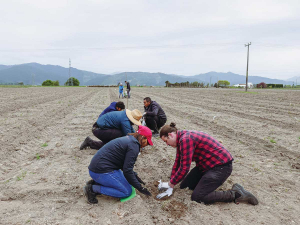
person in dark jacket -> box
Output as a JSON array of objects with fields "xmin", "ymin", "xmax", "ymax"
[
  {"xmin": 99, "ymin": 101, "xmax": 125, "ymax": 118},
  {"xmin": 156, "ymin": 122, "xmax": 258, "ymax": 206},
  {"xmin": 143, "ymin": 97, "xmax": 167, "ymax": 136},
  {"xmin": 79, "ymin": 102, "xmax": 125, "ymax": 150},
  {"xmin": 80, "ymin": 109, "xmax": 142, "ymax": 150},
  {"xmin": 83, "ymin": 126, "xmax": 153, "ymax": 204},
  {"xmin": 125, "ymin": 81, "xmax": 131, "ymax": 98}
]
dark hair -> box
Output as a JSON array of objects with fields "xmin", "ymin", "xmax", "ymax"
[
  {"xmin": 129, "ymin": 133, "xmax": 147, "ymax": 146},
  {"xmin": 143, "ymin": 97, "xmax": 151, "ymax": 102},
  {"xmin": 160, "ymin": 122, "xmax": 177, "ymax": 138},
  {"xmin": 116, "ymin": 101, "xmax": 125, "ymax": 110}
]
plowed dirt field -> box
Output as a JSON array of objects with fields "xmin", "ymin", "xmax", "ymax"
[{"xmin": 0, "ymin": 87, "xmax": 299, "ymax": 225}]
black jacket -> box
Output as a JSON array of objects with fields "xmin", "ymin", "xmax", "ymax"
[
  {"xmin": 126, "ymin": 82, "xmax": 131, "ymax": 90},
  {"xmin": 144, "ymin": 101, "xmax": 167, "ymax": 120},
  {"xmin": 88, "ymin": 135, "xmax": 142, "ymax": 190}
]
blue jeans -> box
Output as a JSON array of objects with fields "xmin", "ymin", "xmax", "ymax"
[
  {"xmin": 89, "ymin": 169, "xmax": 132, "ymax": 198},
  {"xmin": 119, "ymin": 92, "xmax": 123, "ymax": 98}
]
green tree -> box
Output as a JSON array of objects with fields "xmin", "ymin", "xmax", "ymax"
[
  {"xmin": 192, "ymin": 81, "xmax": 199, "ymax": 87},
  {"xmin": 42, "ymin": 80, "xmax": 54, "ymax": 86},
  {"xmin": 53, "ymin": 80, "xmax": 60, "ymax": 86},
  {"xmin": 65, "ymin": 77, "xmax": 80, "ymax": 86},
  {"xmin": 218, "ymin": 80, "xmax": 230, "ymax": 87},
  {"xmin": 165, "ymin": 81, "xmax": 169, "ymax": 87}
]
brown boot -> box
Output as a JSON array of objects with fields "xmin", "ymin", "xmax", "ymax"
[{"xmin": 232, "ymin": 183, "xmax": 258, "ymax": 205}]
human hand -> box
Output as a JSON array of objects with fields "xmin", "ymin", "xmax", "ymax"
[
  {"xmin": 135, "ymin": 174, "xmax": 145, "ymax": 185},
  {"xmin": 156, "ymin": 188, "xmax": 173, "ymax": 199},
  {"xmin": 137, "ymin": 187, "xmax": 152, "ymax": 196},
  {"xmin": 158, "ymin": 180, "xmax": 170, "ymax": 191}
]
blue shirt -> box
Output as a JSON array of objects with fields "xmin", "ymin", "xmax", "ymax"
[
  {"xmin": 97, "ymin": 110, "xmax": 135, "ymax": 136},
  {"xmin": 88, "ymin": 135, "xmax": 142, "ymax": 189}
]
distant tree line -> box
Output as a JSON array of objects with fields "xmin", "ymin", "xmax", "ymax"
[
  {"xmin": 165, "ymin": 81, "xmax": 210, "ymax": 88},
  {"xmin": 41, "ymin": 77, "xmax": 80, "ymax": 86},
  {"xmin": 42, "ymin": 80, "xmax": 60, "ymax": 86},
  {"xmin": 165, "ymin": 80, "xmax": 231, "ymax": 88}
]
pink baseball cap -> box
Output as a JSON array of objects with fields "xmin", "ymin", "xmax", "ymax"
[{"xmin": 137, "ymin": 125, "xmax": 153, "ymax": 146}]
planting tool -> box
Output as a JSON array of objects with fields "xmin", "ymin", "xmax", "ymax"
[{"xmin": 120, "ymin": 186, "xmax": 136, "ymax": 202}]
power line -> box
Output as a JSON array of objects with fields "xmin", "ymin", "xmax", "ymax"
[{"xmin": 1, "ymin": 42, "xmax": 298, "ymax": 52}]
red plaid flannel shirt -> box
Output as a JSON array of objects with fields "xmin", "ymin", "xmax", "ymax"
[{"xmin": 170, "ymin": 130, "xmax": 233, "ymax": 185}]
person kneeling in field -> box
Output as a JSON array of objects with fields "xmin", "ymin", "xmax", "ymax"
[
  {"xmin": 156, "ymin": 123, "xmax": 258, "ymax": 205},
  {"xmin": 98, "ymin": 101, "xmax": 125, "ymax": 118},
  {"xmin": 83, "ymin": 126, "xmax": 153, "ymax": 204},
  {"xmin": 143, "ymin": 97, "xmax": 167, "ymax": 137},
  {"xmin": 80, "ymin": 101, "xmax": 125, "ymax": 150},
  {"xmin": 80, "ymin": 108, "xmax": 142, "ymax": 150}
]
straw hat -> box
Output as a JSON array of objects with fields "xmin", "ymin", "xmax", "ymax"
[{"xmin": 126, "ymin": 109, "xmax": 142, "ymax": 126}]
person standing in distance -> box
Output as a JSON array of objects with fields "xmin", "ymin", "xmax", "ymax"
[
  {"xmin": 119, "ymin": 83, "xmax": 124, "ymax": 98},
  {"xmin": 125, "ymin": 81, "xmax": 131, "ymax": 98}
]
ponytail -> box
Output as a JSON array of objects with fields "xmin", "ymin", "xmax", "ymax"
[{"xmin": 159, "ymin": 122, "xmax": 177, "ymax": 138}]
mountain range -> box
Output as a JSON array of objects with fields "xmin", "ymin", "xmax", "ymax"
[{"xmin": 0, "ymin": 63, "xmax": 298, "ymax": 86}]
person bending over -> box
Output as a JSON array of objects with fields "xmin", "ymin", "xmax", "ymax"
[
  {"xmin": 98, "ymin": 101, "xmax": 125, "ymax": 118},
  {"xmin": 83, "ymin": 126, "xmax": 153, "ymax": 204},
  {"xmin": 79, "ymin": 101, "xmax": 125, "ymax": 150},
  {"xmin": 156, "ymin": 122, "xmax": 258, "ymax": 206},
  {"xmin": 80, "ymin": 109, "xmax": 142, "ymax": 150},
  {"xmin": 143, "ymin": 97, "xmax": 167, "ymax": 136}
]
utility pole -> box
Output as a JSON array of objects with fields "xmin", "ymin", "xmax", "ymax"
[{"xmin": 245, "ymin": 42, "xmax": 251, "ymax": 92}]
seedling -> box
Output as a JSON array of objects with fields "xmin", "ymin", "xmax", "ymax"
[
  {"xmin": 41, "ymin": 143, "xmax": 48, "ymax": 147},
  {"xmin": 270, "ymin": 139, "xmax": 276, "ymax": 144},
  {"xmin": 254, "ymin": 168, "xmax": 261, "ymax": 172},
  {"xmin": 298, "ymin": 137, "xmax": 300, "ymax": 142},
  {"xmin": 17, "ymin": 171, "xmax": 27, "ymax": 181},
  {"xmin": 36, "ymin": 153, "xmax": 40, "ymax": 160}
]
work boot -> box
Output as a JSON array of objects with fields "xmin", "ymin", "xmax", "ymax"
[
  {"xmin": 83, "ymin": 184, "xmax": 98, "ymax": 204},
  {"xmin": 86, "ymin": 179, "xmax": 96, "ymax": 186},
  {"xmin": 232, "ymin": 183, "xmax": 258, "ymax": 205},
  {"xmin": 80, "ymin": 136, "xmax": 92, "ymax": 150}
]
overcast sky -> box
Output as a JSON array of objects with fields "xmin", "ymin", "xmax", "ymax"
[{"xmin": 1, "ymin": 0, "xmax": 299, "ymax": 80}]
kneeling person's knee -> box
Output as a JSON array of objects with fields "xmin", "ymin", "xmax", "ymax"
[
  {"xmin": 191, "ymin": 192, "xmax": 204, "ymax": 203},
  {"xmin": 123, "ymin": 186, "xmax": 132, "ymax": 198}
]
